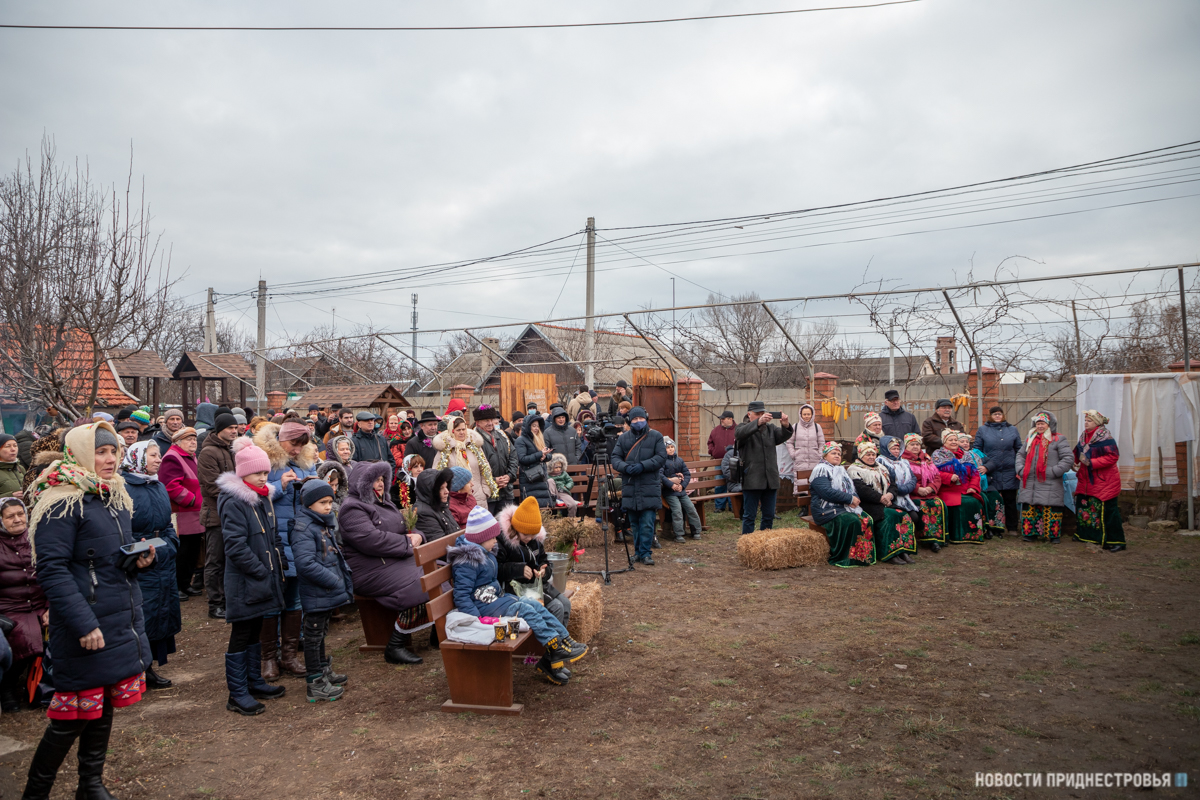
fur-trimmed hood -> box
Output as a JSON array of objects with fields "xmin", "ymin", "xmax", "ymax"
[
  {"xmin": 446, "ymin": 534, "xmax": 489, "ymax": 565},
  {"xmin": 432, "ymin": 426, "xmax": 485, "ymax": 452},
  {"xmin": 496, "ymin": 503, "xmax": 546, "ymax": 544},
  {"xmin": 348, "ymin": 459, "xmax": 393, "ymax": 503},
  {"xmin": 316, "ymin": 460, "xmax": 349, "ymax": 501},
  {"xmin": 215, "ymin": 471, "xmax": 277, "ymax": 505},
  {"xmin": 254, "ymin": 423, "xmax": 318, "ymax": 471}
]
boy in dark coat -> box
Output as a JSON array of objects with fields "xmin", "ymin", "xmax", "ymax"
[
  {"xmin": 291, "ymin": 479, "xmax": 353, "ymax": 702},
  {"xmin": 660, "ymin": 437, "xmax": 702, "ymax": 542}
]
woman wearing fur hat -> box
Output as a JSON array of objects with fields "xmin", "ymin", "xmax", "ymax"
[
  {"xmin": 495, "ymin": 497, "xmax": 572, "ymax": 625},
  {"xmin": 254, "ymin": 421, "xmax": 319, "ymax": 680},
  {"xmin": 338, "ymin": 461, "xmax": 429, "ymax": 665},
  {"xmin": 216, "ymin": 438, "xmax": 288, "ymax": 716},
  {"xmin": 22, "ymin": 422, "xmax": 155, "ymax": 798},
  {"xmin": 447, "ymin": 505, "xmax": 587, "ymax": 685},
  {"xmin": 433, "ymin": 415, "xmax": 498, "ymax": 507}
]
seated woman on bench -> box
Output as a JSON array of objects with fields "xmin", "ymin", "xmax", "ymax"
[
  {"xmin": 447, "ymin": 503, "xmax": 588, "ymax": 686},
  {"xmin": 809, "ymin": 441, "xmax": 875, "ymax": 568}
]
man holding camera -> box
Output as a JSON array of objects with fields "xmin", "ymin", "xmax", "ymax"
[
  {"xmin": 611, "ymin": 406, "xmax": 668, "ymax": 566},
  {"xmin": 734, "ymin": 401, "xmax": 793, "ymax": 535}
]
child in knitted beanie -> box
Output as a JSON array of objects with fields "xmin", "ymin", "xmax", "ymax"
[
  {"xmin": 447, "ymin": 465, "xmax": 477, "ymax": 528},
  {"xmin": 545, "ymin": 454, "xmax": 578, "ymax": 518}
]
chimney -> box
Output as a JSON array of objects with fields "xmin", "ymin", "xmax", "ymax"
[
  {"xmin": 479, "ymin": 337, "xmax": 500, "ymax": 385},
  {"xmin": 936, "ymin": 336, "xmax": 957, "ymax": 376}
]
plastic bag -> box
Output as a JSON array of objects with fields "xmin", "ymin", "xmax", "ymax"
[{"xmin": 510, "ymin": 577, "xmax": 544, "ymax": 605}]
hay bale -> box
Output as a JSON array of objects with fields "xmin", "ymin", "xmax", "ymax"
[
  {"xmin": 565, "ymin": 579, "xmax": 604, "ymax": 643},
  {"xmin": 544, "ymin": 516, "xmax": 605, "ymax": 551},
  {"xmin": 736, "ymin": 527, "xmax": 829, "ymax": 570}
]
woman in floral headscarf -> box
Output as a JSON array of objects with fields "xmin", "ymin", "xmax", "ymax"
[
  {"xmin": 1015, "ymin": 411, "xmax": 1074, "ymax": 543},
  {"xmin": 899, "ymin": 433, "xmax": 946, "ymax": 552},
  {"xmin": 847, "ymin": 441, "xmax": 917, "ymax": 564},
  {"xmin": 808, "ymin": 441, "xmax": 874, "ymax": 568},
  {"xmin": 933, "ymin": 429, "xmax": 986, "ymax": 544},
  {"xmin": 432, "ymin": 415, "xmax": 498, "ymax": 506},
  {"xmin": 854, "ymin": 412, "xmax": 884, "ymax": 450},
  {"xmin": 1073, "ymin": 409, "xmax": 1125, "ymax": 552}
]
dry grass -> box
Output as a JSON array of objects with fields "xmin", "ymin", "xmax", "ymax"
[
  {"xmin": 544, "ymin": 515, "xmax": 605, "ymax": 551},
  {"xmin": 736, "ymin": 527, "xmax": 830, "ymax": 570},
  {"xmin": 566, "ymin": 579, "xmax": 604, "ymax": 643}
]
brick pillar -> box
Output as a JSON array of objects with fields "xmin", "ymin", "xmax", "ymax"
[
  {"xmin": 676, "ymin": 377, "xmax": 703, "ymax": 462},
  {"xmin": 812, "ymin": 372, "xmax": 838, "ymax": 442},
  {"xmin": 965, "ymin": 368, "xmax": 1002, "ymax": 436},
  {"xmin": 266, "ymin": 391, "xmax": 286, "ymax": 413}
]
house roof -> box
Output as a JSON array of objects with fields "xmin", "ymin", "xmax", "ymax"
[
  {"xmin": 0, "ymin": 330, "xmax": 138, "ymax": 409},
  {"xmin": 418, "ymin": 351, "xmax": 485, "ymax": 394},
  {"xmin": 107, "ymin": 348, "xmax": 173, "ymax": 380},
  {"xmin": 288, "ymin": 383, "xmax": 411, "ymax": 410},
  {"xmin": 173, "ymin": 352, "xmax": 257, "ymax": 382},
  {"xmin": 478, "ymin": 324, "xmax": 689, "ymax": 389},
  {"xmin": 811, "ymin": 356, "xmax": 936, "ymax": 385}
]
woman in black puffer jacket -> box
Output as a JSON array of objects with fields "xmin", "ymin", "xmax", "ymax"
[
  {"xmin": 414, "ymin": 468, "xmax": 458, "ymax": 541},
  {"xmin": 515, "ymin": 415, "xmax": 552, "ymax": 507}
]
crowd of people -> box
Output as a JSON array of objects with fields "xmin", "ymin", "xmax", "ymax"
[{"xmin": 0, "ymin": 382, "xmax": 1127, "ymax": 797}]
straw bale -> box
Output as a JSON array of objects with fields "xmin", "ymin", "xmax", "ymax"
[
  {"xmin": 736, "ymin": 527, "xmax": 829, "ymax": 570},
  {"xmin": 544, "ymin": 515, "xmax": 604, "ymax": 551},
  {"xmin": 565, "ymin": 579, "xmax": 604, "ymax": 643}
]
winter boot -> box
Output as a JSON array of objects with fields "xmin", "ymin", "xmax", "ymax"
[
  {"xmin": 246, "ymin": 643, "xmax": 286, "ymax": 700},
  {"xmin": 672, "ymin": 533, "xmax": 685, "ymax": 543},
  {"xmin": 534, "ymin": 654, "xmax": 571, "ymax": 685},
  {"xmin": 20, "ymin": 719, "xmax": 83, "ymax": 800},
  {"xmin": 278, "ymin": 610, "xmax": 307, "ymax": 677},
  {"xmin": 186, "ymin": 568, "xmax": 204, "ymax": 596},
  {"xmin": 74, "ymin": 703, "xmax": 117, "ymax": 800},
  {"xmin": 259, "ymin": 618, "xmax": 280, "ymax": 681},
  {"xmin": 429, "ymin": 626, "xmax": 440, "ymax": 650},
  {"xmin": 546, "ymin": 635, "xmax": 588, "ymax": 664},
  {"xmin": 321, "ymin": 657, "xmax": 348, "ymax": 686},
  {"xmin": 225, "ymin": 652, "xmax": 265, "ymax": 716},
  {"xmin": 145, "ymin": 665, "xmax": 173, "ymax": 689},
  {"xmin": 306, "ymin": 674, "xmax": 344, "ymax": 703},
  {"xmin": 383, "ymin": 629, "xmax": 423, "ymax": 665}
]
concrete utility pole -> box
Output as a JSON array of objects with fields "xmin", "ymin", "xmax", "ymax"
[
  {"xmin": 411, "ymin": 293, "xmax": 419, "ymax": 366},
  {"xmin": 256, "ymin": 281, "xmax": 267, "ymax": 415},
  {"xmin": 205, "ymin": 288, "xmax": 217, "ymax": 353},
  {"xmin": 888, "ymin": 321, "xmax": 896, "ymax": 385},
  {"xmin": 585, "ymin": 217, "xmax": 596, "ymax": 390},
  {"xmin": 1180, "ymin": 267, "xmax": 1193, "ymax": 530}
]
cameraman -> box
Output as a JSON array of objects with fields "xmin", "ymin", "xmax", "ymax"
[
  {"xmin": 734, "ymin": 401, "xmax": 793, "ymax": 534},
  {"xmin": 610, "ymin": 407, "xmax": 667, "ymax": 565}
]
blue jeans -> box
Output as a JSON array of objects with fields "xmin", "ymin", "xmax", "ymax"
[
  {"xmin": 714, "ymin": 478, "xmax": 730, "ymax": 511},
  {"xmin": 509, "ymin": 598, "xmax": 570, "ymax": 645},
  {"xmin": 741, "ymin": 489, "xmax": 778, "ymax": 534},
  {"xmin": 627, "ymin": 508, "xmax": 658, "ymax": 560}
]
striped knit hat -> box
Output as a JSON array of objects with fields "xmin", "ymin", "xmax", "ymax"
[
  {"xmin": 464, "ymin": 506, "xmax": 501, "ymax": 544},
  {"xmin": 130, "ymin": 409, "xmax": 152, "ymax": 425}
]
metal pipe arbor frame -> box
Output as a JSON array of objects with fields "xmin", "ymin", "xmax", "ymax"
[
  {"xmin": 941, "ymin": 290, "xmax": 984, "ymax": 433},
  {"xmin": 760, "ymin": 301, "xmax": 815, "ymax": 405},
  {"xmin": 622, "ymin": 313, "xmax": 678, "ymax": 437}
]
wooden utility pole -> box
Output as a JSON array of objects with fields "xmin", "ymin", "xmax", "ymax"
[
  {"xmin": 585, "ymin": 217, "xmax": 596, "ymax": 390},
  {"xmin": 1071, "ymin": 300, "xmax": 1082, "ymax": 371}
]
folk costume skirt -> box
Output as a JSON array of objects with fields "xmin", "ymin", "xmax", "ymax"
[
  {"xmin": 981, "ymin": 489, "xmax": 1006, "ymax": 533},
  {"xmin": 946, "ymin": 496, "xmax": 986, "ymax": 544},
  {"xmin": 1021, "ymin": 504, "xmax": 1064, "ymax": 542},
  {"xmin": 874, "ymin": 508, "xmax": 918, "ymax": 561},
  {"xmin": 1073, "ymin": 494, "xmax": 1125, "ymax": 547},
  {"xmin": 823, "ymin": 513, "xmax": 875, "ymax": 568},
  {"xmin": 915, "ymin": 497, "xmax": 946, "ymax": 544}
]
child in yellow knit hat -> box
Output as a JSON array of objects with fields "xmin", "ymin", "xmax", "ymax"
[{"xmin": 496, "ymin": 496, "xmax": 574, "ymax": 626}]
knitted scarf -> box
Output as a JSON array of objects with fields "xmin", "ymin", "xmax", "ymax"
[
  {"xmin": 28, "ymin": 423, "xmax": 133, "ymax": 564},
  {"xmin": 1021, "ymin": 428, "xmax": 1053, "ymax": 487}
]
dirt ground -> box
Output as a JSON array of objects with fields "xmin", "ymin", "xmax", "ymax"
[{"xmin": 0, "ymin": 508, "xmax": 1197, "ymax": 800}]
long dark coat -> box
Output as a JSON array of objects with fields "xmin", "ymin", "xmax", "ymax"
[
  {"xmin": 0, "ymin": 531, "xmax": 48, "ymax": 662},
  {"xmin": 477, "ymin": 426, "xmax": 519, "ymax": 506},
  {"xmin": 216, "ymin": 473, "xmax": 286, "ymax": 624},
  {"xmin": 734, "ymin": 419, "xmax": 794, "ymax": 491},
  {"xmin": 32, "ymin": 494, "xmax": 152, "ymax": 691},
  {"xmin": 972, "ymin": 420, "xmax": 1022, "ymax": 491},
  {"xmin": 611, "ymin": 427, "xmax": 668, "ymax": 511},
  {"xmin": 338, "ymin": 461, "xmax": 428, "ymax": 614},
  {"xmin": 124, "ymin": 473, "xmax": 181, "ymax": 644},
  {"xmin": 514, "ymin": 416, "xmax": 552, "ymax": 507}
]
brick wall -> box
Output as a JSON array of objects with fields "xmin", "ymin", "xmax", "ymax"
[{"xmin": 677, "ymin": 378, "xmax": 703, "ymax": 462}]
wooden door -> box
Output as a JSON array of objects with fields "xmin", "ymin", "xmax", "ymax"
[
  {"xmin": 499, "ymin": 372, "xmax": 557, "ymax": 420},
  {"xmin": 637, "ymin": 385, "xmax": 675, "ymax": 440}
]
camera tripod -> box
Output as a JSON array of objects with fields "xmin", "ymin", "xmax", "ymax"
[{"xmin": 572, "ymin": 449, "xmax": 634, "ymax": 585}]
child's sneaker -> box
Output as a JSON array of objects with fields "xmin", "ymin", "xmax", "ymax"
[
  {"xmin": 535, "ymin": 655, "xmax": 571, "ymax": 685},
  {"xmin": 322, "ymin": 660, "xmax": 348, "ymax": 686},
  {"xmin": 547, "ymin": 636, "xmax": 588, "ymax": 664},
  {"xmin": 306, "ymin": 676, "xmax": 344, "ymax": 703}
]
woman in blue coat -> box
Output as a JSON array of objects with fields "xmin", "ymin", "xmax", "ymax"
[
  {"xmin": 254, "ymin": 421, "xmax": 318, "ymax": 679},
  {"xmin": 122, "ymin": 440, "xmax": 181, "ymax": 691},
  {"xmin": 972, "ymin": 406, "xmax": 1022, "ymax": 534},
  {"xmin": 24, "ymin": 422, "xmax": 156, "ymax": 799},
  {"xmin": 216, "ymin": 438, "xmax": 288, "ymax": 716}
]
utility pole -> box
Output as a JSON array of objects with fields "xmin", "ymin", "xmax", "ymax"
[
  {"xmin": 671, "ymin": 278, "xmax": 676, "ymax": 349},
  {"xmin": 1180, "ymin": 267, "xmax": 1193, "ymax": 530},
  {"xmin": 888, "ymin": 321, "xmax": 895, "ymax": 385},
  {"xmin": 410, "ymin": 294, "xmax": 419, "ymax": 367},
  {"xmin": 256, "ymin": 281, "xmax": 267, "ymax": 416},
  {"xmin": 1071, "ymin": 300, "xmax": 1082, "ymax": 371},
  {"xmin": 585, "ymin": 217, "xmax": 596, "ymax": 389},
  {"xmin": 205, "ymin": 288, "xmax": 217, "ymax": 353}
]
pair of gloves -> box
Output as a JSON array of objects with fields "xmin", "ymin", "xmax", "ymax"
[{"xmin": 625, "ymin": 462, "xmax": 645, "ymax": 476}]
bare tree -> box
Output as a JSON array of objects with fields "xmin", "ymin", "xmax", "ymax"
[{"xmin": 0, "ymin": 138, "xmax": 176, "ymax": 417}]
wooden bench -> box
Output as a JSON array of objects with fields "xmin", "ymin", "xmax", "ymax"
[
  {"xmin": 801, "ymin": 515, "xmax": 827, "ymax": 535},
  {"xmin": 684, "ymin": 459, "xmax": 742, "ymax": 528},
  {"xmin": 793, "ymin": 469, "xmax": 813, "ymax": 516},
  {"xmin": 354, "ymin": 595, "xmax": 397, "ymax": 654},
  {"xmin": 413, "ymin": 531, "xmax": 543, "ymax": 717}
]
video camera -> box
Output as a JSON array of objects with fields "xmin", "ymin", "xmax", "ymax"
[{"xmin": 583, "ymin": 413, "xmax": 623, "ymax": 463}]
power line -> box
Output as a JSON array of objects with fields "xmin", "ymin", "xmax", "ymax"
[{"xmin": 0, "ymin": 2, "xmax": 921, "ymax": 33}]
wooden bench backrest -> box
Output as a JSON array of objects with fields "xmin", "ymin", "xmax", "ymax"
[{"xmin": 413, "ymin": 531, "xmax": 465, "ymax": 629}]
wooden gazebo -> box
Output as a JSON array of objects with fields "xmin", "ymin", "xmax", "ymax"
[
  {"xmin": 288, "ymin": 383, "xmax": 411, "ymax": 419},
  {"xmin": 172, "ymin": 352, "xmax": 256, "ymax": 420},
  {"xmin": 108, "ymin": 348, "xmax": 173, "ymax": 416}
]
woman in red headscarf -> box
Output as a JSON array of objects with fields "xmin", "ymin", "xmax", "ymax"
[{"xmin": 1073, "ymin": 409, "xmax": 1125, "ymax": 552}]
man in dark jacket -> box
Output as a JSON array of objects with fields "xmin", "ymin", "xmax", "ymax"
[
  {"xmin": 475, "ymin": 407, "xmax": 519, "ymax": 513},
  {"xmin": 734, "ymin": 401, "xmax": 793, "ymax": 534},
  {"xmin": 351, "ymin": 411, "xmax": 395, "ymax": 467},
  {"xmin": 610, "ymin": 406, "xmax": 667, "ymax": 565},
  {"xmin": 706, "ymin": 411, "xmax": 737, "ymax": 512},
  {"xmin": 154, "ymin": 408, "xmax": 186, "ymax": 455},
  {"xmin": 921, "ymin": 399, "xmax": 964, "ymax": 454},
  {"xmin": 605, "ymin": 380, "xmax": 631, "ymax": 417},
  {"xmin": 197, "ymin": 412, "xmax": 239, "ymax": 618},
  {"xmin": 321, "ymin": 407, "xmax": 356, "ymax": 445},
  {"xmin": 308, "ymin": 404, "xmax": 331, "ymax": 439},
  {"xmin": 404, "ymin": 411, "xmax": 440, "ymax": 467},
  {"xmin": 544, "ymin": 405, "xmax": 584, "ymax": 465},
  {"xmin": 879, "ymin": 389, "xmax": 921, "ymax": 439}
]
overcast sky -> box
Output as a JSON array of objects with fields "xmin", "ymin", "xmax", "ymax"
[{"xmin": 2, "ymin": 0, "xmax": 1198, "ymax": 359}]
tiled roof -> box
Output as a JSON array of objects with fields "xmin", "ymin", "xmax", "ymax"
[
  {"xmin": 174, "ymin": 352, "xmax": 257, "ymax": 381},
  {"xmin": 289, "ymin": 383, "xmax": 411, "ymax": 410},
  {"xmin": 108, "ymin": 348, "xmax": 173, "ymax": 379}
]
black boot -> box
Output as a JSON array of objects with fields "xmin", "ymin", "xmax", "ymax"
[
  {"xmin": 186, "ymin": 569, "xmax": 204, "ymax": 596},
  {"xmin": 225, "ymin": 652, "xmax": 265, "ymax": 716},
  {"xmin": 21, "ymin": 718, "xmax": 84, "ymax": 800},
  {"xmin": 383, "ymin": 630, "xmax": 423, "ymax": 665},
  {"xmin": 534, "ymin": 654, "xmax": 571, "ymax": 685},
  {"xmin": 429, "ymin": 626, "xmax": 440, "ymax": 650},
  {"xmin": 246, "ymin": 643, "xmax": 286, "ymax": 700},
  {"xmin": 74, "ymin": 703, "xmax": 117, "ymax": 800},
  {"xmin": 145, "ymin": 665, "xmax": 173, "ymax": 690}
]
